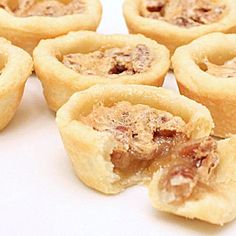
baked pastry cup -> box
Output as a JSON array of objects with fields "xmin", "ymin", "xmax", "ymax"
[
  {"xmin": 33, "ymin": 31, "xmax": 170, "ymax": 111},
  {"xmin": 123, "ymin": 0, "xmax": 236, "ymax": 55},
  {"xmin": 56, "ymin": 84, "xmax": 214, "ymax": 194},
  {"xmin": 0, "ymin": 37, "xmax": 33, "ymax": 130},
  {"xmin": 0, "ymin": 0, "xmax": 102, "ymax": 54},
  {"xmin": 149, "ymin": 136, "xmax": 236, "ymax": 225},
  {"xmin": 172, "ymin": 32, "xmax": 236, "ymax": 138}
]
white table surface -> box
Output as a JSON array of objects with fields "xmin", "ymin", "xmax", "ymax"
[{"xmin": 0, "ymin": 1, "xmax": 235, "ymax": 235}]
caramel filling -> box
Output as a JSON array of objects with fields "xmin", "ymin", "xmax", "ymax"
[
  {"xmin": 158, "ymin": 137, "xmax": 219, "ymax": 204},
  {"xmin": 81, "ymin": 101, "xmax": 188, "ymax": 178},
  {"xmin": 0, "ymin": 0, "xmax": 84, "ymax": 17},
  {"xmin": 62, "ymin": 44, "xmax": 153, "ymax": 77},
  {"xmin": 205, "ymin": 57, "xmax": 236, "ymax": 78},
  {"xmin": 142, "ymin": 0, "xmax": 225, "ymax": 28}
]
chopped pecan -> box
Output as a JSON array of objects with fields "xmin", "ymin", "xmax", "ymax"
[
  {"xmin": 161, "ymin": 163, "xmax": 197, "ymax": 203},
  {"xmin": 81, "ymin": 101, "xmax": 188, "ymax": 175},
  {"xmin": 63, "ymin": 44, "xmax": 152, "ymax": 77},
  {"xmin": 132, "ymin": 44, "xmax": 152, "ymax": 73},
  {"xmin": 159, "ymin": 137, "xmax": 219, "ymax": 204},
  {"xmin": 146, "ymin": 0, "xmax": 165, "ymax": 13},
  {"xmin": 116, "ymin": 126, "xmax": 129, "ymax": 133},
  {"xmin": 144, "ymin": 0, "xmax": 225, "ymax": 28},
  {"xmin": 3, "ymin": 0, "xmax": 85, "ymax": 17}
]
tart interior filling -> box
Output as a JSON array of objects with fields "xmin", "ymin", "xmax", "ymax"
[
  {"xmin": 81, "ymin": 101, "xmax": 189, "ymax": 178},
  {"xmin": 158, "ymin": 137, "xmax": 219, "ymax": 204},
  {"xmin": 62, "ymin": 44, "xmax": 153, "ymax": 77},
  {"xmin": 142, "ymin": 0, "xmax": 225, "ymax": 28},
  {"xmin": 0, "ymin": 0, "xmax": 85, "ymax": 17},
  {"xmin": 204, "ymin": 57, "xmax": 236, "ymax": 78}
]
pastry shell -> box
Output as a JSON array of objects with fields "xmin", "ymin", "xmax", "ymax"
[
  {"xmin": 149, "ymin": 136, "xmax": 236, "ymax": 225},
  {"xmin": 123, "ymin": 0, "xmax": 236, "ymax": 55},
  {"xmin": 172, "ymin": 32, "xmax": 236, "ymax": 138},
  {"xmin": 56, "ymin": 84, "xmax": 214, "ymax": 194},
  {"xmin": 0, "ymin": 37, "xmax": 33, "ymax": 130},
  {"xmin": 33, "ymin": 31, "xmax": 170, "ymax": 111},
  {"xmin": 0, "ymin": 0, "xmax": 102, "ymax": 54}
]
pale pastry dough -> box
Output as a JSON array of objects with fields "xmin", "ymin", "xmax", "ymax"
[
  {"xmin": 0, "ymin": 0, "xmax": 102, "ymax": 54},
  {"xmin": 56, "ymin": 84, "xmax": 213, "ymax": 194},
  {"xmin": 123, "ymin": 0, "xmax": 236, "ymax": 55},
  {"xmin": 172, "ymin": 32, "xmax": 236, "ymax": 138},
  {"xmin": 0, "ymin": 37, "xmax": 33, "ymax": 130},
  {"xmin": 149, "ymin": 136, "xmax": 236, "ymax": 225},
  {"xmin": 33, "ymin": 31, "xmax": 170, "ymax": 111}
]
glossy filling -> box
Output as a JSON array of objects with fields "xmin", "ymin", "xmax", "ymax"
[
  {"xmin": 81, "ymin": 101, "xmax": 188, "ymax": 178},
  {"xmin": 142, "ymin": 0, "xmax": 225, "ymax": 28},
  {"xmin": 62, "ymin": 44, "xmax": 153, "ymax": 77},
  {"xmin": 205, "ymin": 57, "xmax": 236, "ymax": 78},
  {"xmin": 158, "ymin": 137, "xmax": 219, "ymax": 204},
  {"xmin": 0, "ymin": 0, "xmax": 84, "ymax": 17}
]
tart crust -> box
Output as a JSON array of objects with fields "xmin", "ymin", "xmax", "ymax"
[
  {"xmin": 172, "ymin": 32, "xmax": 236, "ymax": 138},
  {"xmin": 149, "ymin": 136, "xmax": 236, "ymax": 225},
  {"xmin": 123, "ymin": 0, "xmax": 236, "ymax": 55},
  {"xmin": 33, "ymin": 31, "xmax": 170, "ymax": 111},
  {"xmin": 0, "ymin": 37, "xmax": 33, "ymax": 130},
  {"xmin": 0, "ymin": 0, "xmax": 102, "ymax": 54},
  {"xmin": 56, "ymin": 84, "xmax": 213, "ymax": 194}
]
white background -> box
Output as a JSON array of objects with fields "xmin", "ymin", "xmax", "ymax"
[{"xmin": 0, "ymin": 0, "xmax": 235, "ymax": 235}]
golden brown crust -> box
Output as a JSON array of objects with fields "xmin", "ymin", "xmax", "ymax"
[
  {"xmin": 0, "ymin": 0, "xmax": 102, "ymax": 54},
  {"xmin": 33, "ymin": 31, "xmax": 170, "ymax": 111},
  {"xmin": 56, "ymin": 84, "xmax": 213, "ymax": 194},
  {"xmin": 0, "ymin": 37, "xmax": 33, "ymax": 130},
  {"xmin": 123, "ymin": 0, "xmax": 236, "ymax": 55},
  {"xmin": 172, "ymin": 32, "xmax": 236, "ymax": 138},
  {"xmin": 149, "ymin": 136, "xmax": 236, "ymax": 225}
]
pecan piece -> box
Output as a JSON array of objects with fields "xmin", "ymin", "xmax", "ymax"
[
  {"xmin": 161, "ymin": 163, "xmax": 197, "ymax": 203},
  {"xmin": 146, "ymin": 0, "xmax": 165, "ymax": 13},
  {"xmin": 132, "ymin": 44, "xmax": 152, "ymax": 73},
  {"xmin": 159, "ymin": 137, "xmax": 219, "ymax": 204}
]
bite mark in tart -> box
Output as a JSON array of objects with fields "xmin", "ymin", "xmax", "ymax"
[
  {"xmin": 0, "ymin": 37, "xmax": 33, "ymax": 130},
  {"xmin": 149, "ymin": 136, "xmax": 236, "ymax": 225},
  {"xmin": 56, "ymin": 84, "xmax": 213, "ymax": 194},
  {"xmin": 33, "ymin": 31, "xmax": 170, "ymax": 111},
  {"xmin": 0, "ymin": 0, "xmax": 85, "ymax": 17},
  {"xmin": 0, "ymin": 0, "xmax": 102, "ymax": 53},
  {"xmin": 62, "ymin": 44, "xmax": 153, "ymax": 77},
  {"xmin": 172, "ymin": 32, "xmax": 236, "ymax": 138},
  {"xmin": 81, "ymin": 101, "xmax": 188, "ymax": 178},
  {"xmin": 123, "ymin": 0, "xmax": 236, "ymax": 55},
  {"xmin": 142, "ymin": 0, "xmax": 225, "ymax": 28}
]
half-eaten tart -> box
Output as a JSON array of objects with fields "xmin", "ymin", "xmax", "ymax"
[
  {"xmin": 56, "ymin": 84, "xmax": 213, "ymax": 194},
  {"xmin": 149, "ymin": 136, "xmax": 236, "ymax": 225},
  {"xmin": 0, "ymin": 37, "xmax": 33, "ymax": 130},
  {"xmin": 123, "ymin": 0, "xmax": 236, "ymax": 55},
  {"xmin": 172, "ymin": 32, "xmax": 236, "ymax": 138},
  {"xmin": 33, "ymin": 31, "xmax": 170, "ymax": 111},
  {"xmin": 0, "ymin": 0, "xmax": 102, "ymax": 54}
]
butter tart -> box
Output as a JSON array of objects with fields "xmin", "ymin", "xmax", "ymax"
[
  {"xmin": 0, "ymin": 37, "xmax": 33, "ymax": 130},
  {"xmin": 123, "ymin": 0, "xmax": 236, "ymax": 55},
  {"xmin": 172, "ymin": 32, "xmax": 236, "ymax": 138},
  {"xmin": 33, "ymin": 31, "xmax": 170, "ymax": 111},
  {"xmin": 0, "ymin": 0, "xmax": 102, "ymax": 54},
  {"xmin": 56, "ymin": 84, "xmax": 213, "ymax": 194},
  {"xmin": 149, "ymin": 136, "xmax": 236, "ymax": 225}
]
